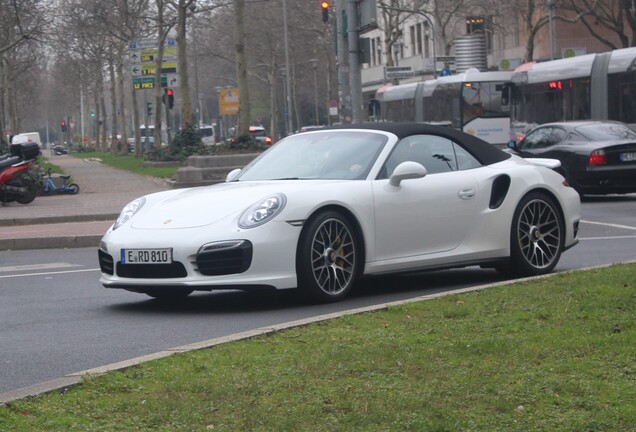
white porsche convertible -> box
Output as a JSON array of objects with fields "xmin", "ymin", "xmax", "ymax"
[{"xmin": 99, "ymin": 123, "xmax": 580, "ymax": 302}]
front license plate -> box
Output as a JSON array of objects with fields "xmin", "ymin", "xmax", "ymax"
[
  {"xmin": 121, "ymin": 248, "xmax": 173, "ymax": 264},
  {"xmin": 619, "ymin": 152, "xmax": 636, "ymax": 162}
]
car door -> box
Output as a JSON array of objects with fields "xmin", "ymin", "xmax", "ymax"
[{"xmin": 371, "ymin": 135, "xmax": 481, "ymax": 264}]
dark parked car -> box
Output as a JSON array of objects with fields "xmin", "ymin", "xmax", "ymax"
[{"xmin": 507, "ymin": 121, "xmax": 636, "ymax": 196}]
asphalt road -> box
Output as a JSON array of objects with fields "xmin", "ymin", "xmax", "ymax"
[{"xmin": 1, "ymin": 196, "xmax": 635, "ymax": 396}]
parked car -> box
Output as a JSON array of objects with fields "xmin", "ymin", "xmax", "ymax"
[
  {"xmin": 227, "ymin": 126, "xmax": 273, "ymax": 147},
  {"xmin": 506, "ymin": 121, "xmax": 636, "ymax": 196},
  {"xmin": 248, "ymin": 126, "xmax": 272, "ymax": 146},
  {"xmin": 98, "ymin": 122, "xmax": 580, "ymax": 302}
]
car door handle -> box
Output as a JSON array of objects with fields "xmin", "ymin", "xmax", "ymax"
[{"xmin": 457, "ymin": 188, "xmax": 475, "ymax": 200}]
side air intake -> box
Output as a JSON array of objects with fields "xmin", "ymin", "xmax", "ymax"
[{"xmin": 490, "ymin": 175, "xmax": 511, "ymax": 209}]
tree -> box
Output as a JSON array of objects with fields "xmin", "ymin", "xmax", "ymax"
[
  {"xmin": 561, "ymin": 0, "xmax": 634, "ymax": 49},
  {"xmin": 0, "ymin": 0, "xmax": 49, "ymax": 142}
]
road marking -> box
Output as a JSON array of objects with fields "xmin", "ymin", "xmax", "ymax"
[
  {"xmin": 580, "ymin": 235, "xmax": 636, "ymax": 240},
  {"xmin": 0, "ymin": 268, "xmax": 100, "ymax": 279},
  {"xmin": 0, "ymin": 263, "xmax": 83, "ymax": 273},
  {"xmin": 580, "ymin": 219, "xmax": 636, "ymax": 231}
]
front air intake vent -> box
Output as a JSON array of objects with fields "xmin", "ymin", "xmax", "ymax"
[{"xmin": 195, "ymin": 240, "xmax": 253, "ymax": 276}]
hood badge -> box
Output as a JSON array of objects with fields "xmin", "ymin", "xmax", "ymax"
[{"xmin": 163, "ymin": 219, "xmax": 173, "ymax": 225}]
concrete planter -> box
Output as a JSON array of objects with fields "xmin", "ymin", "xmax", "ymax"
[{"xmin": 174, "ymin": 153, "xmax": 259, "ymax": 188}]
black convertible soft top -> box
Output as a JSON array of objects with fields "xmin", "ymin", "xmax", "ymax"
[{"xmin": 325, "ymin": 122, "xmax": 511, "ymax": 166}]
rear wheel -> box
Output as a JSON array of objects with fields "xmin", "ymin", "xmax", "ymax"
[
  {"xmin": 500, "ymin": 192, "xmax": 564, "ymax": 277},
  {"xmin": 296, "ymin": 211, "xmax": 360, "ymax": 303},
  {"xmin": 15, "ymin": 179, "xmax": 38, "ymax": 204}
]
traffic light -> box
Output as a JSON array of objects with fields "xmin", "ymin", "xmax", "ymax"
[
  {"xmin": 163, "ymin": 88, "xmax": 174, "ymax": 109},
  {"xmin": 321, "ymin": 1, "xmax": 329, "ymax": 23},
  {"xmin": 146, "ymin": 102, "xmax": 153, "ymax": 117},
  {"xmin": 90, "ymin": 110, "xmax": 95, "ymax": 118},
  {"xmin": 60, "ymin": 120, "xmax": 67, "ymax": 132}
]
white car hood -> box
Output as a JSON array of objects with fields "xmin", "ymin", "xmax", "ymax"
[{"xmin": 130, "ymin": 180, "xmax": 323, "ymax": 229}]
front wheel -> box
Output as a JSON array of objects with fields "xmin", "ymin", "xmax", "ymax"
[
  {"xmin": 501, "ymin": 192, "xmax": 564, "ymax": 277},
  {"xmin": 296, "ymin": 211, "xmax": 360, "ymax": 303},
  {"xmin": 67, "ymin": 183, "xmax": 80, "ymax": 195}
]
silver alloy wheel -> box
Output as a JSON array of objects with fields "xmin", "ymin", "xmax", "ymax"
[
  {"xmin": 310, "ymin": 217, "xmax": 356, "ymax": 295},
  {"xmin": 516, "ymin": 198, "xmax": 561, "ymax": 269}
]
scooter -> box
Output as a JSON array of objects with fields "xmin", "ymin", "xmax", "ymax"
[{"xmin": 0, "ymin": 143, "xmax": 41, "ymax": 206}]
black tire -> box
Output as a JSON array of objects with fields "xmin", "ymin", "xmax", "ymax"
[
  {"xmin": 144, "ymin": 288, "xmax": 193, "ymax": 300},
  {"xmin": 67, "ymin": 183, "xmax": 80, "ymax": 194},
  {"xmin": 501, "ymin": 192, "xmax": 564, "ymax": 277},
  {"xmin": 15, "ymin": 179, "xmax": 38, "ymax": 204},
  {"xmin": 296, "ymin": 210, "xmax": 360, "ymax": 303}
]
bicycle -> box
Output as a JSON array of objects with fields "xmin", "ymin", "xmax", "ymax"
[{"xmin": 41, "ymin": 168, "xmax": 80, "ymax": 195}]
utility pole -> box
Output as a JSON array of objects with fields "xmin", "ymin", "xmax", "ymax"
[{"xmin": 347, "ymin": 0, "xmax": 362, "ymax": 123}]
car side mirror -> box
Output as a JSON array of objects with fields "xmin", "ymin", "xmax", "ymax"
[
  {"xmin": 507, "ymin": 140, "xmax": 518, "ymax": 151},
  {"xmin": 226, "ymin": 168, "xmax": 241, "ymax": 182},
  {"xmin": 389, "ymin": 161, "xmax": 427, "ymax": 186}
]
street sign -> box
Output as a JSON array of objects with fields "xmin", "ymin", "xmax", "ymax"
[
  {"xmin": 133, "ymin": 76, "xmax": 169, "ymax": 90},
  {"xmin": 129, "ymin": 39, "xmax": 179, "ymax": 91},
  {"xmin": 385, "ymin": 66, "xmax": 414, "ymax": 78},
  {"xmin": 219, "ymin": 88, "xmax": 239, "ymax": 115}
]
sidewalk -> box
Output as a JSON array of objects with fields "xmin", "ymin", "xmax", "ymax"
[{"xmin": 0, "ymin": 154, "xmax": 171, "ymax": 250}]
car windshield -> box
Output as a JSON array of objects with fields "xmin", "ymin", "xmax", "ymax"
[
  {"xmin": 236, "ymin": 130, "xmax": 388, "ymax": 181},
  {"xmin": 575, "ymin": 123, "xmax": 636, "ymax": 141}
]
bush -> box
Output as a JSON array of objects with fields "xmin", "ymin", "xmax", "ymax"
[
  {"xmin": 144, "ymin": 127, "xmax": 205, "ymax": 162},
  {"xmin": 169, "ymin": 127, "xmax": 206, "ymax": 160}
]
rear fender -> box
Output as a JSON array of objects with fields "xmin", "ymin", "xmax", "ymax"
[{"xmin": 525, "ymin": 158, "xmax": 561, "ymax": 169}]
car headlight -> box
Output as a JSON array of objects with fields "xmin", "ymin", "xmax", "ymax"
[
  {"xmin": 113, "ymin": 197, "xmax": 146, "ymax": 230},
  {"xmin": 238, "ymin": 193, "xmax": 286, "ymax": 229}
]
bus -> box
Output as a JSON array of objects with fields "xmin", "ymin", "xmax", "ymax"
[
  {"xmin": 508, "ymin": 47, "xmax": 636, "ymax": 140},
  {"xmin": 374, "ymin": 69, "xmax": 512, "ymax": 145}
]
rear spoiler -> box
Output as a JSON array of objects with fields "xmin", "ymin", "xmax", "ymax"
[{"xmin": 525, "ymin": 158, "xmax": 561, "ymax": 169}]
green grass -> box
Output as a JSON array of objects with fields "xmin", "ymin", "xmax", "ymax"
[
  {"xmin": 70, "ymin": 151, "xmax": 179, "ymax": 179},
  {"xmin": 1, "ymin": 264, "xmax": 635, "ymax": 430}
]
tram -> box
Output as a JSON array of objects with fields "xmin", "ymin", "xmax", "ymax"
[
  {"xmin": 374, "ymin": 69, "xmax": 512, "ymax": 145},
  {"xmin": 508, "ymin": 47, "xmax": 636, "ymax": 139}
]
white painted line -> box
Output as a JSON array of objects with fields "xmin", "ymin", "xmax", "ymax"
[
  {"xmin": 579, "ymin": 236, "xmax": 636, "ymax": 241},
  {"xmin": 0, "ymin": 263, "xmax": 83, "ymax": 273},
  {"xmin": 580, "ymin": 219, "xmax": 636, "ymax": 231},
  {"xmin": 0, "ymin": 268, "xmax": 101, "ymax": 279}
]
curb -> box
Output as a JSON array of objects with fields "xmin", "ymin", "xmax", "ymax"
[
  {"xmin": 0, "ymin": 235, "xmax": 103, "ymax": 251},
  {"xmin": 0, "ymin": 214, "xmax": 119, "ymax": 227}
]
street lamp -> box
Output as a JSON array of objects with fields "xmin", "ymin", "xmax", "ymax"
[
  {"xmin": 190, "ymin": 6, "xmax": 204, "ymax": 127},
  {"xmin": 282, "ymin": 0, "xmax": 293, "ymax": 135},
  {"xmin": 310, "ymin": 59, "xmax": 319, "ymax": 125}
]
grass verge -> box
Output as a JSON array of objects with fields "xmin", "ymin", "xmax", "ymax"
[
  {"xmin": 70, "ymin": 151, "xmax": 179, "ymax": 179},
  {"xmin": 1, "ymin": 264, "xmax": 634, "ymax": 431}
]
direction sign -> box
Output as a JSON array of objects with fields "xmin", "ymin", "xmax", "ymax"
[
  {"xmin": 385, "ymin": 66, "xmax": 414, "ymax": 78},
  {"xmin": 129, "ymin": 38, "xmax": 179, "ymax": 91},
  {"xmin": 133, "ymin": 76, "xmax": 169, "ymax": 90}
]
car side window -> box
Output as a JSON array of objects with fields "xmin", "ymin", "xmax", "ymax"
[
  {"xmin": 520, "ymin": 127, "xmax": 553, "ymax": 149},
  {"xmin": 379, "ymin": 134, "xmax": 480, "ymax": 179},
  {"xmin": 551, "ymin": 128, "xmax": 567, "ymax": 144}
]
